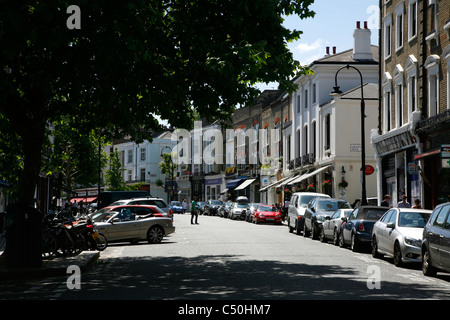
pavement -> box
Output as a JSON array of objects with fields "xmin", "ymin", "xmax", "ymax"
[{"xmin": 0, "ymin": 251, "xmax": 100, "ymax": 281}]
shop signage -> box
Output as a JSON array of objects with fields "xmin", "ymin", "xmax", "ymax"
[{"xmin": 442, "ymin": 144, "xmax": 450, "ymax": 168}]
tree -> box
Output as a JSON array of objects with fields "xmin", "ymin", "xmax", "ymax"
[
  {"xmin": 105, "ymin": 149, "xmax": 127, "ymax": 191},
  {"xmin": 0, "ymin": 0, "xmax": 315, "ymax": 267}
]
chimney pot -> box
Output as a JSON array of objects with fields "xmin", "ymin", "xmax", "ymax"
[
  {"xmin": 333, "ymin": 46, "xmax": 336, "ymax": 54},
  {"xmin": 364, "ymin": 21, "xmax": 368, "ymax": 29},
  {"xmin": 356, "ymin": 21, "xmax": 360, "ymax": 29},
  {"xmin": 326, "ymin": 47, "xmax": 330, "ymax": 55}
]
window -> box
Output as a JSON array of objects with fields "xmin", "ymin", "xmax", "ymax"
[
  {"xmin": 140, "ymin": 168, "xmax": 146, "ymax": 182},
  {"xmin": 312, "ymin": 83, "xmax": 317, "ymax": 104},
  {"xmin": 408, "ymin": 0, "xmax": 417, "ymax": 40},
  {"xmin": 304, "ymin": 89, "xmax": 309, "ymax": 109},
  {"xmin": 324, "ymin": 114, "xmax": 331, "ymax": 151},
  {"xmin": 396, "ymin": 83, "xmax": 403, "ymax": 127},
  {"xmin": 384, "ymin": 13, "xmax": 393, "ymax": 59},
  {"xmin": 433, "ymin": 207, "xmax": 448, "ymax": 228},
  {"xmin": 425, "ymin": 55, "xmax": 440, "ymax": 117},
  {"xmin": 406, "ymin": 54, "xmax": 418, "ymax": 120},
  {"xmin": 384, "ymin": 90, "xmax": 392, "ymax": 132},
  {"xmin": 127, "ymin": 149, "xmax": 133, "ymax": 164},
  {"xmin": 296, "ymin": 94, "xmax": 301, "ymax": 113},
  {"xmin": 395, "ymin": 2, "xmax": 404, "ymax": 51},
  {"xmin": 140, "ymin": 148, "xmax": 146, "ymax": 161},
  {"xmin": 304, "ymin": 125, "xmax": 308, "ymax": 155}
]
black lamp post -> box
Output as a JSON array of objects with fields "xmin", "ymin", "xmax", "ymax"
[{"xmin": 331, "ymin": 64, "xmax": 367, "ymax": 206}]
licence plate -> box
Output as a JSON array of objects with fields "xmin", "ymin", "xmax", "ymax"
[
  {"xmin": 266, "ymin": 218, "xmax": 274, "ymax": 221},
  {"xmin": 92, "ymin": 232, "xmax": 99, "ymax": 239}
]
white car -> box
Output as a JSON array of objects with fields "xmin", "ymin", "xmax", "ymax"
[
  {"xmin": 372, "ymin": 208, "xmax": 432, "ymax": 267},
  {"xmin": 92, "ymin": 210, "xmax": 175, "ymax": 244},
  {"xmin": 287, "ymin": 192, "xmax": 330, "ymax": 235}
]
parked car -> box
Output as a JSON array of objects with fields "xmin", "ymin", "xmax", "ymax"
[
  {"xmin": 170, "ymin": 201, "xmax": 183, "ymax": 214},
  {"xmin": 287, "ymin": 192, "xmax": 330, "ymax": 235},
  {"xmin": 252, "ymin": 205, "xmax": 282, "ymax": 224},
  {"xmin": 303, "ymin": 198, "xmax": 351, "ymax": 239},
  {"xmin": 197, "ymin": 201, "xmax": 206, "ymax": 215},
  {"xmin": 92, "ymin": 205, "xmax": 171, "ymax": 219},
  {"xmin": 229, "ymin": 202, "xmax": 249, "ymax": 220},
  {"xmin": 372, "ymin": 208, "xmax": 432, "ymax": 267},
  {"xmin": 246, "ymin": 203, "xmax": 263, "ymax": 222},
  {"xmin": 320, "ymin": 209, "xmax": 353, "ymax": 245},
  {"xmin": 339, "ymin": 206, "xmax": 389, "ymax": 252},
  {"xmin": 218, "ymin": 202, "xmax": 233, "ymax": 218},
  {"xmin": 92, "ymin": 208, "xmax": 175, "ymax": 244},
  {"xmin": 422, "ymin": 202, "xmax": 450, "ymax": 276},
  {"xmin": 203, "ymin": 200, "xmax": 223, "ymax": 216},
  {"xmin": 109, "ymin": 197, "xmax": 172, "ymax": 218}
]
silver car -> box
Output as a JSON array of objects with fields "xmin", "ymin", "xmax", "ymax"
[
  {"xmin": 372, "ymin": 208, "xmax": 432, "ymax": 267},
  {"xmin": 92, "ymin": 210, "xmax": 175, "ymax": 244},
  {"xmin": 321, "ymin": 209, "xmax": 353, "ymax": 245},
  {"xmin": 229, "ymin": 202, "xmax": 249, "ymax": 220}
]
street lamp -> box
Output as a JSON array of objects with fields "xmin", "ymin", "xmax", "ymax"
[
  {"xmin": 331, "ymin": 64, "xmax": 367, "ymax": 205},
  {"xmin": 161, "ymin": 146, "xmax": 175, "ymax": 203}
]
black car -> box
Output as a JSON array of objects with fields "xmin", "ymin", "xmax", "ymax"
[
  {"xmin": 339, "ymin": 206, "xmax": 389, "ymax": 252},
  {"xmin": 203, "ymin": 200, "xmax": 223, "ymax": 216},
  {"xmin": 303, "ymin": 198, "xmax": 351, "ymax": 239},
  {"xmin": 422, "ymin": 202, "xmax": 450, "ymax": 276}
]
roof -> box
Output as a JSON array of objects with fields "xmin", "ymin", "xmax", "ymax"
[
  {"xmin": 313, "ymin": 45, "xmax": 379, "ymax": 65},
  {"xmin": 320, "ymin": 83, "xmax": 379, "ymax": 108}
]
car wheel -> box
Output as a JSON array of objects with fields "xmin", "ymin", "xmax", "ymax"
[
  {"xmin": 422, "ymin": 247, "xmax": 437, "ymax": 277},
  {"xmin": 333, "ymin": 228, "xmax": 339, "ymax": 246},
  {"xmin": 351, "ymin": 233, "xmax": 361, "ymax": 252},
  {"xmin": 311, "ymin": 223, "xmax": 318, "ymax": 240},
  {"xmin": 393, "ymin": 241, "xmax": 403, "ymax": 267},
  {"xmin": 147, "ymin": 226, "xmax": 164, "ymax": 244},
  {"xmin": 288, "ymin": 219, "xmax": 294, "ymax": 233},
  {"xmin": 303, "ymin": 222, "xmax": 310, "ymax": 237},
  {"xmin": 371, "ymin": 236, "xmax": 382, "ymax": 258},
  {"xmin": 319, "ymin": 228, "xmax": 326, "ymax": 242},
  {"xmin": 339, "ymin": 232, "xmax": 346, "ymax": 248},
  {"xmin": 295, "ymin": 220, "xmax": 302, "ymax": 235}
]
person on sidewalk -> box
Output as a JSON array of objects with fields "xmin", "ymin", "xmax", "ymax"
[{"xmin": 191, "ymin": 197, "xmax": 199, "ymax": 224}]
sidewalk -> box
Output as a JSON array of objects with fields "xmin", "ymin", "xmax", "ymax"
[{"xmin": 0, "ymin": 251, "xmax": 100, "ymax": 280}]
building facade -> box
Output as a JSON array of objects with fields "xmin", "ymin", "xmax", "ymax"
[{"xmin": 372, "ymin": 0, "xmax": 449, "ymax": 208}]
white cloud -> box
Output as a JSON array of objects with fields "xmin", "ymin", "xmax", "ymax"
[{"xmin": 292, "ymin": 38, "xmax": 330, "ymax": 65}]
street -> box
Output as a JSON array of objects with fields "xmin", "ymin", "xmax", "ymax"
[{"xmin": 1, "ymin": 213, "xmax": 450, "ymax": 301}]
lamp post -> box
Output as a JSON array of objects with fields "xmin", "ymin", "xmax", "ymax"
[
  {"xmin": 161, "ymin": 146, "xmax": 175, "ymax": 203},
  {"xmin": 331, "ymin": 64, "xmax": 367, "ymax": 205}
]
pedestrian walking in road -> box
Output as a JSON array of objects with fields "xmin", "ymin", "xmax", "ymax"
[
  {"xmin": 191, "ymin": 197, "xmax": 199, "ymax": 224},
  {"xmin": 182, "ymin": 199, "xmax": 187, "ymax": 214}
]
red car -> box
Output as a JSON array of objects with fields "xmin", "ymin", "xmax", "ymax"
[{"xmin": 252, "ymin": 205, "xmax": 282, "ymax": 224}]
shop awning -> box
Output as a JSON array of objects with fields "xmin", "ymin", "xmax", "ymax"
[
  {"xmin": 259, "ymin": 177, "xmax": 289, "ymax": 192},
  {"xmin": 226, "ymin": 178, "xmax": 246, "ymax": 189},
  {"xmin": 288, "ymin": 165, "xmax": 331, "ymax": 185},
  {"xmin": 275, "ymin": 174, "xmax": 299, "ymax": 187},
  {"xmin": 235, "ymin": 178, "xmax": 256, "ymax": 190},
  {"xmin": 220, "ymin": 188, "xmax": 228, "ymax": 195},
  {"xmin": 70, "ymin": 197, "xmax": 97, "ymax": 203},
  {"xmin": 413, "ymin": 149, "xmax": 440, "ymax": 161}
]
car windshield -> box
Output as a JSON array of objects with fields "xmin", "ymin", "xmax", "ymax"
[
  {"xmin": 398, "ymin": 211, "xmax": 430, "ymax": 227},
  {"xmin": 237, "ymin": 203, "xmax": 248, "ymax": 208},
  {"xmin": 171, "ymin": 201, "xmax": 181, "ymax": 206},
  {"xmin": 259, "ymin": 206, "xmax": 277, "ymax": 212},
  {"xmin": 211, "ymin": 201, "xmax": 222, "ymax": 205},
  {"xmin": 299, "ymin": 196, "xmax": 318, "ymax": 207},
  {"xmin": 92, "ymin": 210, "xmax": 117, "ymax": 222},
  {"xmin": 318, "ymin": 200, "xmax": 350, "ymax": 211}
]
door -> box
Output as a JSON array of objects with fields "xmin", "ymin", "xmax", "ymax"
[
  {"xmin": 378, "ymin": 209, "xmax": 395, "ymax": 252},
  {"xmin": 107, "ymin": 209, "xmax": 139, "ymax": 241},
  {"xmin": 439, "ymin": 205, "xmax": 450, "ymax": 268},
  {"xmin": 428, "ymin": 206, "xmax": 448, "ymax": 267},
  {"xmin": 343, "ymin": 208, "xmax": 358, "ymax": 242}
]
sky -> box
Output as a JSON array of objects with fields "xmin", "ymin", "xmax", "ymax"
[{"xmin": 256, "ymin": 0, "xmax": 380, "ymax": 91}]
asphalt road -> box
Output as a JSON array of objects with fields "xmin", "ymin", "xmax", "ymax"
[{"xmin": 1, "ymin": 213, "xmax": 450, "ymax": 301}]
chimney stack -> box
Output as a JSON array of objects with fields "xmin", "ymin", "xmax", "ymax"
[
  {"xmin": 326, "ymin": 46, "xmax": 330, "ymax": 55},
  {"xmin": 352, "ymin": 21, "xmax": 373, "ymax": 61},
  {"xmin": 333, "ymin": 46, "xmax": 336, "ymax": 54}
]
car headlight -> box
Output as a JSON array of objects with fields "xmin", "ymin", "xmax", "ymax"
[{"xmin": 404, "ymin": 237, "xmax": 421, "ymax": 247}]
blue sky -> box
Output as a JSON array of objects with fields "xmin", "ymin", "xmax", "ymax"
[{"xmin": 256, "ymin": 0, "xmax": 380, "ymax": 90}]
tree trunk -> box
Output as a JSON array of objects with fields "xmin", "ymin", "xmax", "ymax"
[{"xmin": 3, "ymin": 117, "xmax": 45, "ymax": 268}]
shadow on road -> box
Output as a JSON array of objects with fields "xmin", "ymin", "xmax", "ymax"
[{"xmin": 77, "ymin": 254, "xmax": 450, "ymax": 300}]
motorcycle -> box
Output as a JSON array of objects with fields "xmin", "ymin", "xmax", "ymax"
[{"xmin": 72, "ymin": 217, "xmax": 108, "ymax": 252}]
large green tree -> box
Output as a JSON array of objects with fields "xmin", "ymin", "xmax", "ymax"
[{"xmin": 0, "ymin": 0, "xmax": 315, "ymax": 266}]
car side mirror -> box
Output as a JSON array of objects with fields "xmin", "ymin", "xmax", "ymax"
[
  {"xmin": 386, "ymin": 222, "xmax": 395, "ymax": 229},
  {"xmin": 341, "ymin": 217, "xmax": 347, "ymax": 222},
  {"xmin": 325, "ymin": 216, "xmax": 331, "ymax": 220},
  {"xmin": 111, "ymin": 218, "xmax": 120, "ymax": 223}
]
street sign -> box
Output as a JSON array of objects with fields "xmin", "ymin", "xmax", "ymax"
[
  {"xmin": 442, "ymin": 145, "xmax": 450, "ymax": 168},
  {"xmin": 360, "ymin": 165, "xmax": 374, "ymax": 175}
]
